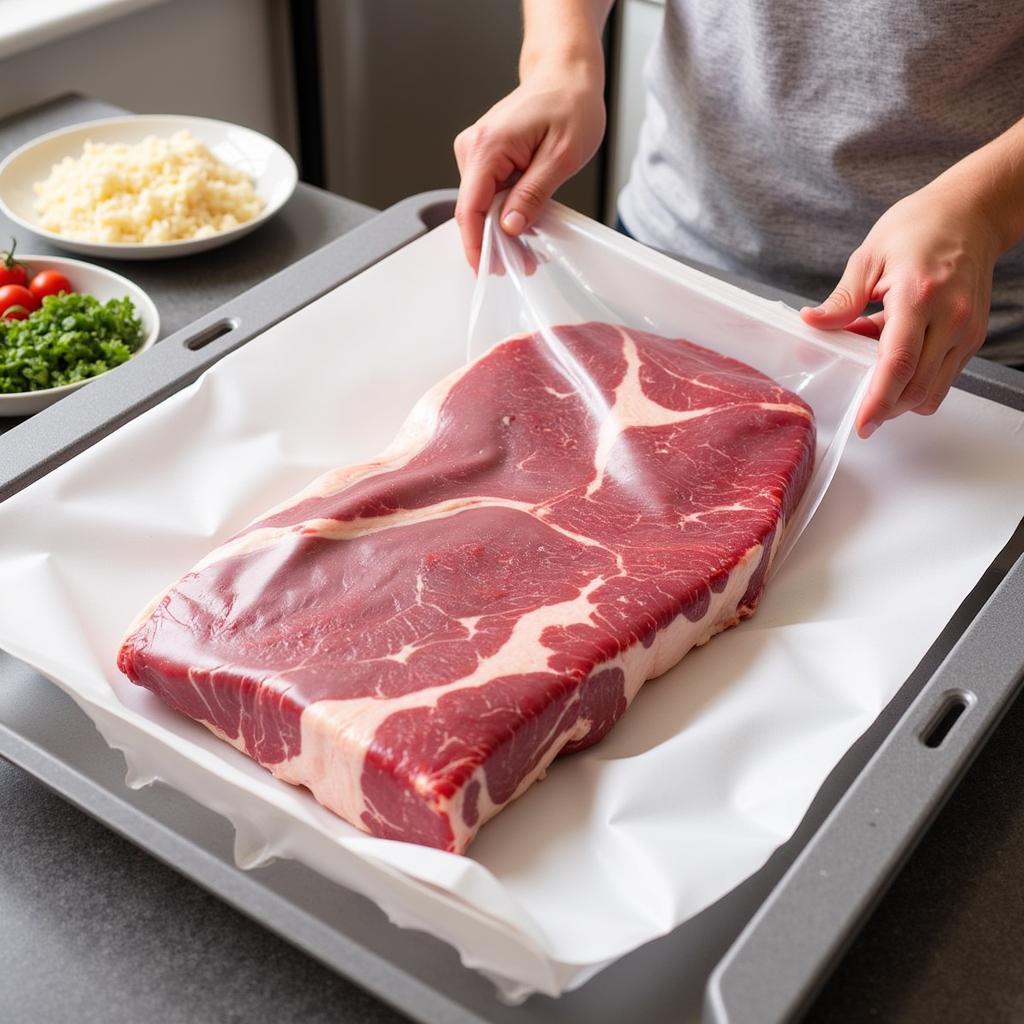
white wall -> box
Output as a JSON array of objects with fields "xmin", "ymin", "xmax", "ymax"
[{"xmin": 0, "ymin": 0, "xmax": 297, "ymax": 156}]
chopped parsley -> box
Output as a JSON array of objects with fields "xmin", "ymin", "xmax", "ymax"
[{"xmin": 0, "ymin": 293, "xmax": 144, "ymax": 394}]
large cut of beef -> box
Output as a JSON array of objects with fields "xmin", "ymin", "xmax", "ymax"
[{"xmin": 118, "ymin": 322, "xmax": 815, "ymax": 853}]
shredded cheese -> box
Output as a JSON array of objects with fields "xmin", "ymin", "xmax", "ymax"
[{"xmin": 33, "ymin": 130, "xmax": 264, "ymax": 244}]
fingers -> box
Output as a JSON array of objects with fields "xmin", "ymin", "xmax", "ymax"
[
  {"xmin": 844, "ymin": 311, "xmax": 885, "ymax": 339},
  {"xmin": 453, "ymin": 127, "xmax": 515, "ymax": 271},
  {"xmin": 912, "ymin": 329, "xmax": 984, "ymax": 416},
  {"xmin": 499, "ymin": 137, "xmax": 578, "ymax": 237},
  {"xmin": 454, "ymin": 123, "xmax": 571, "ymax": 268},
  {"xmin": 453, "ymin": 179, "xmax": 489, "ymax": 271},
  {"xmin": 895, "ymin": 285, "xmax": 974, "ymax": 415},
  {"xmin": 911, "ymin": 346, "xmax": 963, "ymax": 416},
  {"xmin": 856, "ymin": 300, "xmax": 928, "ymax": 438},
  {"xmin": 801, "ymin": 248, "xmax": 880, "ymax": 329},
  {"xmin": 887, "ymin": 283, "xmax": 985, "ymax": 418},
  {"xmin": 855, "ymin": 279, "xmax": 987, "ymax": 432},
  {"xmin": 889, "ymin": 317, "xmax": 953, "ymax": 417}
]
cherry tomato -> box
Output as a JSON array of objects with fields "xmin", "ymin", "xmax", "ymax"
[
  {"xmin": 29, "ymin": 269, "xmax": 73, "ymax": 302},
  {"xmin": 0, "ymin": 284, "xmax": 38, "ymax": 320},
  {"xmin": 0, "ymin": 238, "xmax": 28, "ymax": 288}
]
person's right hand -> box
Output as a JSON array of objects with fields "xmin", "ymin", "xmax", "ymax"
[{"xmin": 454, "ymin": 61, "xmax": 606, "ymax": 270}]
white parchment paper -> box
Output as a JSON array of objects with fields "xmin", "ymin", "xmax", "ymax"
[{"xmin": 2, "ymin": 218, "xmax": 1023, "ymax": 1000}]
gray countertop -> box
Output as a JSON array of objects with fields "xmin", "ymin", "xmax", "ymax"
[
  {"xmin": 2, "ymin": 94, "xmax": 1024, "ymax": 1024},
  {"xmin": 0, "ymin": 756, "xmax": 403, "ymax": 1024}
]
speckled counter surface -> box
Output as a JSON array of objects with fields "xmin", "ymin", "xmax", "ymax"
[{"xmin": 2, "ymin": 95, "xmax": 1024, "ymax": 1024}]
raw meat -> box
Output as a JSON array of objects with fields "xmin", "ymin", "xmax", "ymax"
[{"xmin": 118, "ymin": 322, "xmax": 815, "ymax": 853}]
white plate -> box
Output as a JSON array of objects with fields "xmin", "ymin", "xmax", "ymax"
[
  {"xmin": 0, "ymin": 114, "xmax": 298, "ymax": 260},
  {"xmin": 0, "ymin": 255, "xmax": 159, "ymax": 416}
]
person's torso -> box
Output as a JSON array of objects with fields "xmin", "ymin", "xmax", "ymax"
[{"xmin": 618, "ymin": 0, "xmax": 1024, "ymax": 360}]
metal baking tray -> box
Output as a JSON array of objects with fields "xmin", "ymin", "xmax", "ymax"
[{"xmin": 2, "ymin": 190, "xmax": 1023, "ymax": 1024}]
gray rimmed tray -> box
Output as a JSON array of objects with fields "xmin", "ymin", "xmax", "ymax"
[{"xmin": 1, "ymin": 189, "xmax": 1023, "ymax": 1024}]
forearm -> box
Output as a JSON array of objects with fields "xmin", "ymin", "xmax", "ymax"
[
  {"xmin": 938, "ymin": 115, "xmax": 1024, "ymax": 254},
  {"xmin": 519, "ymin": 0, "xmax": 614, "ymax": 82}
]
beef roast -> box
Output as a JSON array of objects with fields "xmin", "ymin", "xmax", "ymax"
[{"xmin": 118, "ymin": 322, "xmax": 815, "ymax": 853}]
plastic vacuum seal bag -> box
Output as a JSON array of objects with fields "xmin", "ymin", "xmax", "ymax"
[
  {"xmin": 2, "ymin": 201, "xmax": 1024, "ymax": 1004},
  {"xmin": 469, "ymin": 197, "xmax": 875, "ymax": 566}
]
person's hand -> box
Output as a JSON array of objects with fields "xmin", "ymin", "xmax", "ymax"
[
  {"xmin": 454, "ymin": 59, "xmax": 606, "ymax": 270},
  {"xmin": 801, "ymin": 178, "xmax": 1002, "ymax": 437}
]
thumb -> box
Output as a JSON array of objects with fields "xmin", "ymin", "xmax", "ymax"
[
  {"xmin": 499, "ymin": 152, "xmax": 569, "ymax": 236},
  {"xmin": 801, "ymin": 249, "xmax": 877, "ymax": 328}
]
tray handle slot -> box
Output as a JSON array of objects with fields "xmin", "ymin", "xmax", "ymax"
[
  {"xmin": 183, "ymin": 318, "xmax": 240, "ymax": 352},
  {"xmin": 920, "ymin": 690, "xmax": 974, "ymax": 749},
  {"xmin": 419, "ymin": 199, "xmax": 456, "ymax": 231}
]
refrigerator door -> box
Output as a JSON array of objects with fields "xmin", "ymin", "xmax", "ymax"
[{"xmin": 317, "ymin": 0, "xmax": 602, "ymax": 217}]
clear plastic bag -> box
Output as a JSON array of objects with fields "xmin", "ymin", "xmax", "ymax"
[{"xmin": 469, "ymin": 197, "xmax": 875, "ymax": 567}]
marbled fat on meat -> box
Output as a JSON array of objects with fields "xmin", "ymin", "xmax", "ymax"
[{"xmin": 117, "ymin": 322, "xmax": 815, "ymax": 853}]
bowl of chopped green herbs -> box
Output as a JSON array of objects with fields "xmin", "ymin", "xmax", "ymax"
[{"xmin": 0, "ymin": 253, "xmax": 158, "ymax": 415}]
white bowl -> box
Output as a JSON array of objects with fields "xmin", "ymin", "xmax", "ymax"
[
  {"xmin": 0, "ymin": 114, "xmax": 298, "ymax": 260},
  {"xmin": 0, "ymin": 255, "xmax": 159, "ymax": 416}
]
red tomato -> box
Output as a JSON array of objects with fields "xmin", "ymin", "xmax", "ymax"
[
  {"xmin": 0, "ymin": 284, "xmax": 38, "ymax": 320},
  {"xmin": 29, "ymin": 270, "xmax": 73, "ymax": 302},
  {"xmin": 0, "ymin": 265, "xmax": 27, "ymax": 288},
  {"xmin": 0, "ymin": 239, "xmax": 28, "ymax": 288}
]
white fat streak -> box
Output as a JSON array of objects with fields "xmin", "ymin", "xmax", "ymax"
[
  {"xmin": 678, "ymin": 499, "xmax": 771, "ymax": 525},
  {"xmin": 386, "ymin": 614, "xmax": 483, "ymax": 666},
  {"xmin": 191, "ymin": 493, "xmax": 613, "ymax": 573},
  {"xmin": 585, "ymin": 326, "xmax": 813, "ymax": 498}
]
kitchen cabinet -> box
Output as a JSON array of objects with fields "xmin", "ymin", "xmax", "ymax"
[{"xmin": 0, "ymin": 0, "xmax": 297, "ymax": 159}]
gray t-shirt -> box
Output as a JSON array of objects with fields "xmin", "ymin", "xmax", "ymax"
[{"xmin": 618, "ymin": 0, "xmax": 1024, "ymax": 364}]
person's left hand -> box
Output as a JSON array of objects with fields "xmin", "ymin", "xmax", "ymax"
[{"xmin": 800, "ymin": 177, "xmax": 1002, "ymax": 437}]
